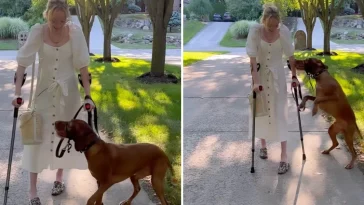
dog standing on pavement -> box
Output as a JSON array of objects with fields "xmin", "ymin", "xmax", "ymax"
[
  {"xmin": 54, "ymin": 119, "xmax": 174, "ymax": 205},
  {"xmin": 295, "ymin": 58, "xmax": 363, "ymax": 169}
]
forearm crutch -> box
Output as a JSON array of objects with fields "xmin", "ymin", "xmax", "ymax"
[
  {"xmin": 288, "ymin": 61, "xmax": 306, "ymax": 161},
  {"xmin": 293, "ymin": 85, "xmax": 306, "ymax": 161},
  {"xmin": 3, "ymin": 73, "xmax": 26, "ymax": 205},
  {"xmin": 250, "ymin": 63, "xmax": 262, "ymax": 173}
]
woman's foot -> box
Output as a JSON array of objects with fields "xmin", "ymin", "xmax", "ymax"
[
  {"xmin": 260, "ymin": 148, "xmax": 268, "ymax": 159},
  {"xmin": 51, "ymin": 181, "xmax": 65, "ymax": 196},
  {"xmin": 29, "ymin": 197, "xmax": 41, "ymax": 205},
  {"xmin": 278, "ymin": 162, "xmax": 290, "ymax": 174}
]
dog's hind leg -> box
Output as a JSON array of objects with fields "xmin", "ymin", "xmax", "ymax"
[
  {"xmin": 119, "ymin": 175, "xmax": 142, "ymax": 205},
  {"xmin": 343, "ymin": 126, "xmax": 357, "ymax": 169},
  {"xmin": 87, "ymin": 182, "xmax": 114, "ymax": 205},
  {"xmin": 151, "ymin": 160, "xmax": 169, "ymax": 205},
  {"xmin": 322, "ymin": 121, "xmax": 345, "ymax": 154}
]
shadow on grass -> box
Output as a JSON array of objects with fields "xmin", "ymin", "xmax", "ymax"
[
  {"xmin": 85, "ymin": 56, "xmax": 181, "ymax": 204},
  {"xmin": 183, "ymin": 51, "xmax": 229, "ymax": 67}
]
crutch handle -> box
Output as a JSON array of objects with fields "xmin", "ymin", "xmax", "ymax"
[
  {"xmin": 259, "ymin": 85, "xmax": 263, "ymax": 91},
  {"xmin": 292, "ymin": 82, "xmax": 297, "ymax": 87},
  {"xmin": 85, "ymin": 103, "xmax": 91, "ymax": 111}
]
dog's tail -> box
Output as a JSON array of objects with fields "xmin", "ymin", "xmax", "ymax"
[
  {"xmin": 355, "ymin": 123, "xmax": 363, "ymax": 140},
  {"xmin": 167, "ymin": 157, "xmax": 178, "ymax": 185}
]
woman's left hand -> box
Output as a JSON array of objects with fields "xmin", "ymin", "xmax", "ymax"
[
  {"xmin": 83, "ymin": 97, "xmax": 95, "ymax": 111},
  {"xmin": 291, "ymin": 76, "xmax": 300, "ymax": 88}
]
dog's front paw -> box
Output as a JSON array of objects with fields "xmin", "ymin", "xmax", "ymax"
[
  {"xmin": 120, "ymin": 200, "xmax": 131, "ymax": 205},
  {"xmin": 298, "ymin": 102, "xmax": 306, "ymax": 111},
  {"xmin": 312, "ymin": 105, "xmax": 318, "ymax": 116}
]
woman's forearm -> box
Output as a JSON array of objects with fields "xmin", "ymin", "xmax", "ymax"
[
  {"xmin": 80, "ymin": 67, "xmax": 91, "ymax": 96},
  {"xmin": 15, "ymin": 66, "xmax": 26, "ymax": 96},
  {"xmin": 250, "ymin": 57, "xmax": 260, "ymax": 84}
]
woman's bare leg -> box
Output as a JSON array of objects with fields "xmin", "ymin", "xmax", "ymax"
[
  {"xmin": 260, "ymin": 139, "xmax": 266, "ymax": 148},
  {"xmin": 56, "ymin": 169, "xmax": 63, "ymax": 182},
  {"xmin": 29, "ymin": 172, "xmax": 38, "ymax": 199},
  {"xmin": 281, "ymin": 141, "xmax": 287, "ymax": 162}
]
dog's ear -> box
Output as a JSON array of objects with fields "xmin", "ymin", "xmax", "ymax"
[{"xmin": 72, "ymin": 120, "xmax": 96, "ymax": 152}]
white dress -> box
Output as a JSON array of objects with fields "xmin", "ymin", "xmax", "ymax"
[
  {"xmin": 246, "ymin": 24, "xmax": 294, "ymax": 142},
  {"xmin": 16, "ymin": 23, "xmax": 89, "ymax": 173}
]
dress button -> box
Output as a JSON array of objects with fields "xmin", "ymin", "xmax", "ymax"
[
  {"xmin": 56, "ymin": 59, "xmax": 58, "ymax": 61},
  {"xmin": 56, "ymin": 48, "xmax": 59, "ymax": 51},
  {"xmin": 52, "ymin": 132, "xmax": 54, "ymax": 135},
  {"xmin": 51, "ymin": 149, "xmax": 53, "ymax": 152},
  {"xmin": 53, "ymin": 77, "xmax": 55, "ymax": 79},
  {"xmin": 51, "ymin": 141, "xmax": 54, "ymax": 143},
  {"xmin": 53, "ymin": 114, "xmax": 55, "ymax": 117},
  {"xmin": 52, "ymin": 123, "xmax": 54, "ymax": 125}
]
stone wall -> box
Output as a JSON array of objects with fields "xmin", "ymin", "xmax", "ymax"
[
  {"xmin": 114, "ymin": 16, "xmax": 153, "ymax": 30},
  {"xmin": 333, "ymin": 18, "xmax": 364, "ymax": 29}
]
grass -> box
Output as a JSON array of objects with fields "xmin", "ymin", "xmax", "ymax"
[
  {"xmin": 85, "ymin": 56, "xmax": 181, "ymax": 204},
  {"xmin": 0, "ymin": 39, "xmax": 17, "ymax": 50},
  {"xmin": 294, "ymin": 50, "xmax": 364, "ymax": 152},
  {"xmin": 183, "ymin": 51, "xmax": 229, "ymax": 66},
  {"xmin": 219, "ymin": 30, "xmax": 247, "ymax": 47},
  {"xmin": 183, "ymin": 20, "xmax": 206, "ymax": 45}
]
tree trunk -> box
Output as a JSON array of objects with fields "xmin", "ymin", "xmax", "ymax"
[
  {"xmin": 323, "ymin": 26, "xmax": 331, "ymax": 53},
  {"xmin": 103, "ymin": 21, "xmax": 112, "ymax": 60},
  {"xmin": 306, "ymin": 26, "xmax": 313, "ymax": 49},
  {"xmin": 151, "ymin": 23, "xmax": 167, "ymax": 77}
]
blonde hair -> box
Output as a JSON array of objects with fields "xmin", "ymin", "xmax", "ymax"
[
  {"xmin": 260, "ymin": 3, "xmax": 281, "ymax": 25},
  {"xmin": 43, "ymin": 0, "xmax": 70, "ymax": 21}
]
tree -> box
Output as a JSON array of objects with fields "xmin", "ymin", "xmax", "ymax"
[
  {"xmin": 317, "ymin": 0, "xmax": 345, "ymax": 55},
  {"xmin": 297, "ymin": 0, "xmax": 319, "ymax": 50},
  {"xmin": 89, "ymin": 0, "xmax": 126, "ymax": 62},
  {"xmin": 187, "ymin": 0, "xmax": 213, "ymax": 21},
  {"xmin": 357, "ymin": 0, "xmax": 364, "ymax": 17},
  {"xmin": 262, "ymin": 0, "xmax": 300, "ymax": 17},
  {"xmin": 168, "ymin": 11, "xmax": 181, "ymax": 32},
  {"xmin": 74, "ymin": 0, "xmax": 95, "ymax": 54},
  {"xmin": 144, "ymin": 0, "xmax": 174, "ymax": 77},
  {"xmin": 225, "ymin": 0, "xmax": 262, "ymax": 21}
]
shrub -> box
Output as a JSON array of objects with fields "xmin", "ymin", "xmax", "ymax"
[
  {"xmin": 229, "ymin": 20, "xmax": 257, "ymax": 39},
  {"xmin": 225, "ymin": 0, "xmax": 262, "ymax": 21},
  {"xmin": 168, "ymin": 11, "xmax": 181, "ymax": 32},
  {"xmin": 341, "ymin": 7, "xmax": 355, "ymax": 15},
  {"xmin": 0, "ymin": 17, "xmax": 29, "ymax": 39},
  {"xmin": 0, "ymin": 0, "xmax": 31, "ymax": 17},
  {"xmin": 209, "ymin": 2, "xmax": 226, "ymax": 20},
  {"xmin": 184, "ymin": 7, "xmax": 191, "ymax": 20}
]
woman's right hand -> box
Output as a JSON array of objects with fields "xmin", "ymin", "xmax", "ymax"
[
  {"xmin": 11, "ymin": 96, "xmax": 24, "ymax": 108},
  {"xmin": 253, "ymin": 84, "xmax": 263, "ymax": 93}
]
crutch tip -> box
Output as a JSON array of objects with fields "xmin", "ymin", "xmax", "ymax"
[
  {"xmin": 303, "ymin": 154, "xmax": 306, "ymax": 161},
  {"xmin": 250, "ymin": 167, "xmax": 255, "ymax": 173}
]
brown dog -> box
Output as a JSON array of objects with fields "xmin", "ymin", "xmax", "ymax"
[
  {"xmin": 54, "ymin": 119, "xmax": 174, "ymax": 205},
  {"xmin": 295, "ymin": 58, "xmax": 363, "ymax": 169}
]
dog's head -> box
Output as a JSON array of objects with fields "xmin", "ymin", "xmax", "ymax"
[
  {"xmin": 295, "ymin": 58, "xmax": 328, "ymax": 76},
  {"xmin": 55, "ymin": 119, "xmax": 97, "ymax": 152}
]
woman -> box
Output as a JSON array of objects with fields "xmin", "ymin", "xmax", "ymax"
[
  {"xmin": 12, "ymin": 0, "xmax": 94, "ymax": 204},
  {"xmin": 246, "ymin": 3, "xmax": 299, "ymax": 174}
]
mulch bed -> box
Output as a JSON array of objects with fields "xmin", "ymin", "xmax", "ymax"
[
  {"xmin": 352, "ymin": 64, "xmax": 364, "ymax": 74},
  {"xmin": 136, "ymin": 72, "xmax": 179, "ymax": 84}
]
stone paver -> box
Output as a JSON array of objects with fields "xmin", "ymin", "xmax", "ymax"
[{"xmin": 183, "ymin": 53, "xmax": 364, "ymax": 205}]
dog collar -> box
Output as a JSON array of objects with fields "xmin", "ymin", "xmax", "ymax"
[
  {"xmin": 80, "ymin": 139, "xmax": 98, "ymax": 153},
  {"xmin": 307, "ymin": 69, "xmax": 327, "ymax": 79}
]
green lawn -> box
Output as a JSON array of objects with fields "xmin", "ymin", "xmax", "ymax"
[
  {"xmin": 183, "ymin": 20, "xmax": 206, "ymax": 45},
  {"xmin": 0, "ymin": 39, "xmax": 17, "ymax": 50},
  {"xmin": 295, "ymin": 50, "xmax": 364, "ymax": 151},
  {"xmin": 219, "ymin": 30, "xmax": 247, "ymax": 47},
  {"xmin": 86, "ymin": 57, "xmax": 181, "ymax": 204},
  {"xmin": 183, "ymin": 51, "xmax": 229, "ymax": 66}
]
